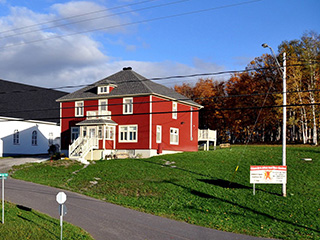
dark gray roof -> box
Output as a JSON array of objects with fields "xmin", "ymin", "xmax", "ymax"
[
  {"xmin": 0, "ymin": 79, "xmax": 67, "ymax": 123},
  {"xmin": 76, "ymin": 119, "xmax": 117, "ymax": 126},
  {"xmin": 57, "ymin": 68, "xmax": 202, "ymax": 108}
]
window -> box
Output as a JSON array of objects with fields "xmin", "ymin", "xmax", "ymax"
[
  {"xmin": 83, "ymin": 127, "xmax": 87, "ymax": 138},
  {"xmin": 13, "ymin": 130, "xmax": 19, "ymax": 145},
  {"xmin": 32, "ymin": 131, "xmax": 37, "ymax": 146},
  {"xmin": 75, "ymin": 101, "xmax": 84, "ymax": 117},
  {"xmin": 172, "ymin": 102, "xmax": 177, "ymax": 119},
  {"xmin": 71, "ymin": 127, "xmax": 80, "ymax": 142},
  {"xmin": 99, "ymin": 99, "xmax": 108, "ymax": 112},
  {"xmin": 105, "ymin": 126, "xmax": 114, "ymax": 140},
  {"xmin": 170, "ymin": 128, "xmax": 179, "ymax": 145},
  {"xmin": 119, "ymin": 125, "xmax": 138, "ymax": 142},
  {"xmin": 98, "ymin": 85, "xmax": 109, "ymax": 94},
  {"xmin": 156, "ymin": 125, "xmax": 162, "ymax": 143},
  {"xmin": 98, "ymin": 126, "xmax": 103, "ymax": 138},
  {"xmin": 49, "ymin": 132, "xmax": 53, "ymax": 145},
  {"xmin": 123, "ymin": 98, "xmax": 133, "ymax": 114}
]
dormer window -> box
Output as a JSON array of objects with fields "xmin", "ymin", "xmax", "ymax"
[{"xmin": 98, "ymin": 85, "xmax": 110, "ymax": 94}]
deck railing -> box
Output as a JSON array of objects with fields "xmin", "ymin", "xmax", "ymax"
[{"xmin": 86, "ymin": 110, "xmax": 111, "ymax": 120}]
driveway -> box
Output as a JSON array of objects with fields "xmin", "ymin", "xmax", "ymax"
[
  {"xmin": 0, "ymin": 156, "xmax": 48, "ymax": 172},
  {"xmin": 1, "ymin": 158, "xmax": 273, "ymax": 240}
]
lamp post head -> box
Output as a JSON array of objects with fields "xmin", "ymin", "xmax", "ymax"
[{"xmin": 262, "ymin": 43, "xmax": 269, "ymax": 48}]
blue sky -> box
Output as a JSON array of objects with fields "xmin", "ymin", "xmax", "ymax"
[{"xmin": 0, "ymin": 0, "xmax": 319, "ymax": 89}]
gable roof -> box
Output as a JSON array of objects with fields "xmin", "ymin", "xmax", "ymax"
[
  {"xmin": 0, "ymin": 79, "xmax": 67, "ymax": 123},
  {"xmin": 57, "ymin": 68, "xmax": 202, "ymax": 108}
]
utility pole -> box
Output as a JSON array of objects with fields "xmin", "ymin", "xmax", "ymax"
[
  {"xmin": 262, "ymin": 44, "xmax": 287, "ymax": 197},
  {"xmin": 282, "ymin": 52, "xmax": 287, "ymax": 197}
]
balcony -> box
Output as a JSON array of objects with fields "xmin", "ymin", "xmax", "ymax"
[{"xmin": 86, "ymin": 110, "xmax": 111, "ymax": 120}]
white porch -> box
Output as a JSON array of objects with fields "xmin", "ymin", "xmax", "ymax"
[
  {"xmin": 68, "ymin": 111, "xmax": 117, "ymax": 163},
  {"xmin": 198, "ymin": 129, "xmax": 217, "ymax": 150}
]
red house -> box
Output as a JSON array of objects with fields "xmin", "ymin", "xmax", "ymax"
[{"xmin": 57, "ymin": 67, "xmax": 202, "ymax": 162}]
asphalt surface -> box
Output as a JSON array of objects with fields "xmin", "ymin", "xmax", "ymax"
[
  {"xmin": 0, "ymin": 156, "xmax": 48, "ymax": 172},
  {"xmin": 1, "ymin": 158, "xmax": 273, "ymax": 240}
]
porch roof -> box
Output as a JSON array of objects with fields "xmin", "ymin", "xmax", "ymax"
[{"xmin": 76, "ymin": 119, "xmax": 117, "ymax": 126}]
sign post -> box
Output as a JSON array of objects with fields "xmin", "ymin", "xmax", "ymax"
[
  {"xmin": 56, "ymin": 192, "xmax": 67, "ymax": 240},
  {"xmin": 250, "ymin": 166, "xmax": 287, "ymax": 195},
  {"xmin": 0, "ymin": 173, "xmax": 8, "ymax": 224}
]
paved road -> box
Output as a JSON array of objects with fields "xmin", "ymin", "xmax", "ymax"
[
  {"xmin": 1, "ymin": 159, "xmax": 273, "ymax": 240},
  {"xmin": 0, "ymin": 156, "xmax": 48, "ymax": 172}
]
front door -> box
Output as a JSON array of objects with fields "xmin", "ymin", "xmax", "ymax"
[{"xmin": 89, "ymin": 127, "xmax": 96, "ymax": 138}]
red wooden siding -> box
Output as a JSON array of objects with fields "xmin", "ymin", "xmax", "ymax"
[
  {"xmin": 151, "ymin": 96, "xmax": 199, "ymax": 152},
  {"xmin": 109, "ymin": 96, "xmax": 150, "ymax": 150}
]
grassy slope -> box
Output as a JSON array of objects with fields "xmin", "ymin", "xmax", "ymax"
[
  {"xmin": 11, "ymin": 145, "xmax": 320, "ymax": 240},
  {"xmin": 0, "ymin": 202, "xmax": 93, "ymax": 239}
]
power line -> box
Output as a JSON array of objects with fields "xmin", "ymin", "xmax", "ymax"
[
  {"xmin": 1, "ymin": 102, "xmax": 319, "ymax": 123},
  {"xmin": 1, "ymin": 86, "xmax": 319, "ymax": 117},
  {"xmin": 0, "ymin": 0, "xmax": 188, "ymax": 40},
  {"xmin": 0, "ymin": 0, "xmax": 158, "ymax": 36},
  {"xmin": 213, "ymin": 102, "xmax": 320, "ymax": 112},
  {"xmin": 0, "ymin": 68, "xmax": 250, "ymax": 95},
  {"xmin": 0, "ymin": 0, "xmax": 262, "ymax": 50},
  {"xmin": 0, "ymin": 61, "xmax": 318, "ymax": 96}
]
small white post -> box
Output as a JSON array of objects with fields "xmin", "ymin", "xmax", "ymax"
[
  {"xmin": 56, "ymin": 192, "xmax": 67, "ymax": 240},
  {"xmin": 253, "ymin": 183, "xmax": 255, "ymax": 196},
  {"xmin": 60, "ymin": 204, "xmax": 63, "ymax": 240}
]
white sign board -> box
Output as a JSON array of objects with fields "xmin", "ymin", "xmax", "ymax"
[
  {"xmin": 56, "ymin": 192, "xmax": 67, "ymax": 204},
  {"xmin": 250, "ymin": 166, "xmax": 287, "ymax": 184}
]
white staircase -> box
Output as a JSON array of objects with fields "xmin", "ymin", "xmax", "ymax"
[{"xmin": 69, "ymin": 137, "xmax": 99, "ymax": 164}]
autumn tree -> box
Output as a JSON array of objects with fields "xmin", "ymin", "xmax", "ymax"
[
  {"xmin": 225, "ymin": 55, "xmax": 280, "ymax": 143},
  {"xmin": 279, "ymin": 31, "xmax": 320, "ymax": 145}
]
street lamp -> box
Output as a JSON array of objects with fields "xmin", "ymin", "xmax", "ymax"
[{"xmin": 262, "ymin": 43, "xmax": 287, "ymax": 197}]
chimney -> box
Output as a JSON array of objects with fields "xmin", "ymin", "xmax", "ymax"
[{"xmin": 123, "ymin": 67, "xmax": 132, "ymax": 71}]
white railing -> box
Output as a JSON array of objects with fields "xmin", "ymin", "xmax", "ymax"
[
  {"xmin": 86, "ymin": 110, "xmax": 111, "ymax": 120},
  {"xmin": 80, "ymin": 138, "xmax": 99, "ymax": 159},
  {"xmin": 69, "ymin": 137, "xmax": 83, "ymax": 157},
  {"xmin": 198, "ymin": 129, "xmax": 217, "ymax": 141},
  {"xmin": 198, "ymin": 129, "xmax": 217, "ymax": 151},
  {"xmin": 69, "ymin": 137, "xmax": 98, "ymax": 159}
]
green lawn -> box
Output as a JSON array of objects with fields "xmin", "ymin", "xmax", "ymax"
[
  {"xmin": 10, "ymin": 145, "xmax": 320, "ymax": 239},
  {"xmin": 0, "ymin": 202, "xmax": 93, "ymax": 239}
]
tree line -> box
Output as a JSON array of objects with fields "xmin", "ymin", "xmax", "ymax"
[{"xmin": 174, "ymin": 31, "xmax": 319, "ymax": 145}]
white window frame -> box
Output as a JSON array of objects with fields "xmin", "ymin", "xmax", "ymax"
[
  {"xmin": 170, "ymin": 127, "xmax": 179, "ymax": 145},
  {"xmin": 119, "ymin": 125, "xmax": 138, "ymax": 143},
  {"xmin": 13, "ymin": 129, "xmax": 19, "ymax": 145},
  {"xmin": 98, "ymin": 85, "xmax": 110, "ymax": 94},
  {"xmin": 105, "ymin": 126, "xmax": 114, "ymax": 140},
  {"xmin": 32, "ymin": 130, "xmax": 38, "ymax": 146},
  {"xmin": 82, "ymin": 126, "xmax": 87, "ymax": 138},
  {"xmin": 123, "ymin": 97, "xmax": 133, "ymax": 114},
  {"xmin": 172, "ymin": 102, "xmax": 177, "ymax": 119},
  {"xmin": 99, "ymin": 99, "xmax": 108, "ymax": 112},
  {"xmin": 49, "ymin": 132, "xmax": 53, "ymax": 145},
  {"xmin": 75, "ymin": 101, "xmax": 84, "ymax": 117},
  {"xmin": 98, "ymin": 126, "xmax": 103, "ymax": 139},
  {"xmin": 156, "ymin": 125, "xmax": 162, "ymax": 143},
  {"xmin": 71, "ymin": 127, "xmax": 80, "ymax": 142}
]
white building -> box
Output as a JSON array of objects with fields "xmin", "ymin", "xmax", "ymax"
[{"xmin": 0, "ymin": 79, "xmax": 66, "ymax": 157}]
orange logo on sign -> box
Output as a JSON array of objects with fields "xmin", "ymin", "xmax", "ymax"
[{"xmin": 264, "ymin": 171, "xmax": 272, "ymax": 180}]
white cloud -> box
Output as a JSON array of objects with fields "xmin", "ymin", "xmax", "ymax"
[
  {"xmin": 0, "ymin": 2, "xmax": 227, "ymax": 92},
  {"xmin": 50, "ymin": 1, "xmax": 130, "ymax": 34},
  {"xmin": 114, "ymin": 59, "xmax": 226, "ymax": 88}
]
